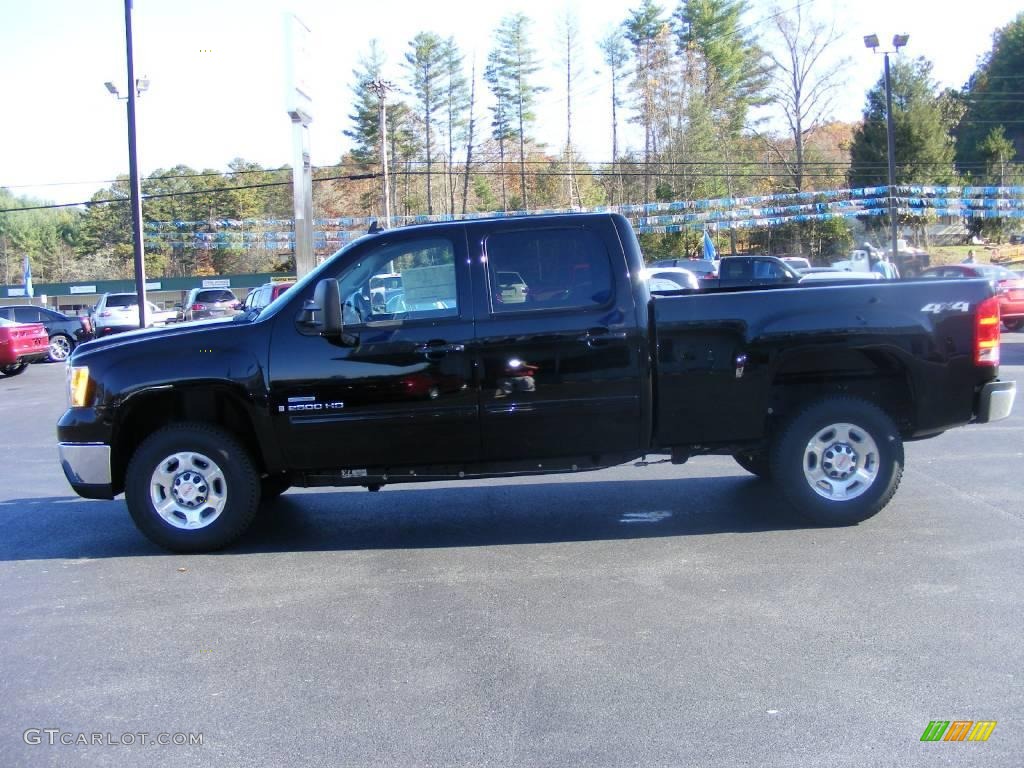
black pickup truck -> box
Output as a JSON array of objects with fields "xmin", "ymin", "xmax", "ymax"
[{"xmin": 57, "ymin": 213, "xmax": 1015, "ymax": 552}]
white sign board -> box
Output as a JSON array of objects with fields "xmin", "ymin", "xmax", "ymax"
[
  {"xmin": 70, "ymin": 285, "xmax": 97, "ymax": 294},
  {"xmin": 146, "ymin": 281, "xmax": 162, "ymax": 290},
  {"xmin": 7, "ymin": 288, "xmax": 26, "ymax": 297},
  {"xmin": 202, "ymin": 278, "xmax": 230, "ymax": 288}
]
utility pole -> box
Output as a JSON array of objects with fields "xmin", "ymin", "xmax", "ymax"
[
  {"xmin": 285, "ymin": 14, "xmax": 315, "ymax": 277},
  {"xmin": 108, "ymin": 0, "xmax": 148, "ymax": 328},
  {"xmin": 864, "ymin": 33, "xmax": 909, "ymax": 263},
  {"xmin": 366, "ymin": 79, "xmax": 394, "ymax": 227},
  {"xmin": 883, "ymin": 51, "xmax": 899, "ymax": 261}
]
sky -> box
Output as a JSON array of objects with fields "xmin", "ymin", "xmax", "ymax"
[{"xmin": 0, "ymin": 0, "xmax": 1020, "ymax": 206}]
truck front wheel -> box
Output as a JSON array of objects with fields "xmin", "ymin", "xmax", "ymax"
[
  {"xmin": 125, "ymin": 423, "xmax": 261, "ymax": 552},
  {"xmin": 770, "ymin": 397, "xmax": 903, "ymax": 526}
]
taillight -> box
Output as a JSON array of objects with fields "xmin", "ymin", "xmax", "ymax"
[
  {"xmin": 192, "ymin": 303, "xmax": 206, "ymax": 311},
  {"xmin": 975, "ymin": 295, "xmax": 1001, "ymax": 366}
]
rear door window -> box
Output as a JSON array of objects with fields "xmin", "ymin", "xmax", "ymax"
[{"xmin": 483, "ymin": 228, "xmax": 613, "ymax": 313}]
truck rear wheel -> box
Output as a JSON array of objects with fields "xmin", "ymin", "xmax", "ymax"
[
  {"xmin": 125, "ymin": 423, "xmax": 260, "ymax": 552},
  {"xmin": 770, "ymin": 397, "xmax": 903, "ymax": 526}
]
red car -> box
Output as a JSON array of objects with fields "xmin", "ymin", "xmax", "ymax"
[
  {"xmin": 920, "ymin": 264, "xmax": 1024, "ymax": 331},
  {"xmin": 0, "ymin": 317, "xmax": 49, "ymax": 377}
]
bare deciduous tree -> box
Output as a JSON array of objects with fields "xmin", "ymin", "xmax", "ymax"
[{"xmin": 764, "ymin": 4, "xmax": 847, "ymax": 192}]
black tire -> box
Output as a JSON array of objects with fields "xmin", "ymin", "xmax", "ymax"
[
  {"xmin": 1003, "ymin": 318, "xmax": 1023, "ymax": 332},
  {"xmin": 261, "ymin": 474, "xmax": 291, "ymax": 499},
  {"xmin": 769, "ymin": 397, "xmax": 903, "ymax": 526},
  {"xmin": 48, "ymin": 333, "xmax": 74, "ymax": 362},
  {"xmin": 125, "ymin": 423, "xmax": 260, "ymax": 552},
  {"xmin": 733, "ymin": 450, "xmax": 771, "ymax": 479},
  {"xmin": 0, "ymin": 362, "xmax": 28, "ymax": 377}
]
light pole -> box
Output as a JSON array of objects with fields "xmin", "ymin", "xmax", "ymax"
[
  {"xmin": 105, "ymin": 0, "xmax": 149, "ymax": 328},
  {"xmin": 864, "ymin": 33, "xmax": 909, "ymax": 263},
  {"xmin": 365, "ymin": 79, "xmax": 394, "ymax": 228}
]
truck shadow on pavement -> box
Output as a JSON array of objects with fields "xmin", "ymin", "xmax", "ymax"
[{"xmin": 0, "ymin": 475, "xmax": 818, "ymax": 561}]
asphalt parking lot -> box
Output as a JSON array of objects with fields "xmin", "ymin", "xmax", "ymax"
[{"xmin": 2, "ymin": 337, "xmax": 1023, "ymax": 768}]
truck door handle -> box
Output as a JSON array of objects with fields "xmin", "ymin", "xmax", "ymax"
[
  {"xmin": 414, "ymin": 341, "xmax": 465, "ymax": 357},
  {"xmin": 577, "ymin": 327, "xmax": 623, "ymax": 346}
]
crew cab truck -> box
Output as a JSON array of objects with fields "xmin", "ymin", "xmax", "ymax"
[{"xmin": 57, "ymin": 213, "xmax": 1016, "ymax": 552}]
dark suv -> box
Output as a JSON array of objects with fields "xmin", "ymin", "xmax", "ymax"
[{"xmin": 182, "ymin": 288, "xmax": 241, "ymax": 321}]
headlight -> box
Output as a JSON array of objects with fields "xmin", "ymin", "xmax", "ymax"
[{"xmin": 68, "ymin": 365, "xmax": 91, "ymax": 407}]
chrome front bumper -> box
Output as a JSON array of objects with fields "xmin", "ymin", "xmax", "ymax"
[{"xmin": 58, "ymin": 443, "xmax": 111, "ymax": 486}]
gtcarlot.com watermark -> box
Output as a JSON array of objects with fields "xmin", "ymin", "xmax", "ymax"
[{"xmin": 24, "ymin": 729, "xmax": 203, "ymax": 747}]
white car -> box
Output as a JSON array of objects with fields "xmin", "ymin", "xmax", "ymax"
[
  {"xmin": 640, "ymin": 266, "xmax": 700, "ymax": 291},
  {"xmin": 146, "ymin": 302, "xmax": 177, "ymax": 326},
  {"xmin": 91, "ymin": 293, "xmax": 177, "ymax": 336}
]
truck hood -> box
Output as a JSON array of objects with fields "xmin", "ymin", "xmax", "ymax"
[{"xmin": 70, "ymin": 316, "xmax": 238, "ymax": 361}]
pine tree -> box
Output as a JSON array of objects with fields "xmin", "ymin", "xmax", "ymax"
[
  {"xmin": 674, "ymin": 0, "xmax": 769, "ymax": 133},
  {"xmin": 849, "ymin": 56, "xmax": 957, "ymax": 187},
  {"xmin": 484, "ymin": 49, "xmax": 515, "ymax": 210},
  {"xmin": 489, "ymin": 13, "xmax": 546, "ymax": 209},
  {"xmin": 440, "ymin": 38, "xmax": 470, "ymax": 215},
  {"xmin": 598, "ymin": 28, "xmax": 630, "ymax": 204},
  {"xmin": 624, "ymin": 0, "xmax": 669, "ymax": 204},
  {"xmin": 344, "ymin": 41, "xmax": 387, "ymax": 167},
  {"xmin": 404, "ymin": 31, "xmax": 446, "ymax": 215},
  {"xmin": 955, "ymin": 12, "xmax": 1024, "ymax": 175}
]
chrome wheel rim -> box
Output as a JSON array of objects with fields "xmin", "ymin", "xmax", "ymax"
[
  {"xmin": 802, "ymin": 422, "xmax": 880, "ymax": 501},
  {"xmin": 149, "ymin": 451, "xmax": 227, "ymax": 530},
  {"xmin": 49, "ymin": 335, "xmax": 71, "ymax": 361}
]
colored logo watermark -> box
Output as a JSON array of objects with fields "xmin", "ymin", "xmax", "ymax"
[{"xmin": 920, "ymin": 720, "xmax": 997, "ymax": 742}]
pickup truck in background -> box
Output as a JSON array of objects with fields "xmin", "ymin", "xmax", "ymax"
[{"xmin": 57, "ymin": 213, "xmax": 1016, "ymax": 552}]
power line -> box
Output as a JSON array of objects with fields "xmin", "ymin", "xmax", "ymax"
[
  {"xmin": 0, "ymin": 172, "xmax": 380, "ymax": 213},
  {"xmin": 1, "ymin": 164, "xmax": 295, "ymax": 191}
]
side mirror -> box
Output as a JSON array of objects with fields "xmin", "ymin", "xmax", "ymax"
[{"xmin": 299, "ymin": 278, "xmax": 342, "ymax": 338}]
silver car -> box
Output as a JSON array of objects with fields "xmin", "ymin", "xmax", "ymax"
[{"xmin": 182, "ymin": 288, "xmax": 241, "ymax": 321}]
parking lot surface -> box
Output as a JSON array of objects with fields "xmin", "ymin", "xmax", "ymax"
[{"xmin": 2, "ymin": 336, "xmax": 1023, "ymax": 767}]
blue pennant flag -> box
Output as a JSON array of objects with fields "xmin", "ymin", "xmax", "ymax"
[
  {"xmin": 23, "ymin": 255, "xmax": 33, "ymax": 298},
  {"xmin": 703, "ymin": 229, "xmax": 717, "ymax": 261}
]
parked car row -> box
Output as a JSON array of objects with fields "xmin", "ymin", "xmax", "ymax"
[
  {"xmin": 643, "ymin": 255, "xmax": 1023, "ymax": 332},
  {"xmin": 646, "ymin": 255, "xmax": 882, "ymax": 291},
  {"xmin": 0, "ymin": 305, "xmax": 94, "ymax": 362}
]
